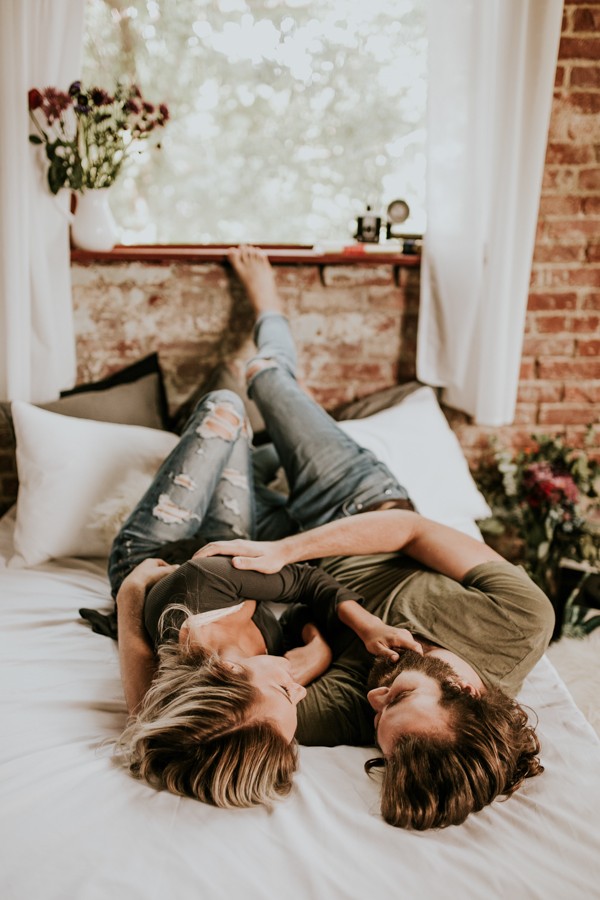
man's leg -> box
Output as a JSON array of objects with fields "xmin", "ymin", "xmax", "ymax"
[
  {"xmin": 229, "ymin": 247, "xmax": 412, "ymax": 533},
  {"xmin": 108, "ymin": 389, "xmax": 255, "ymax": 595}
]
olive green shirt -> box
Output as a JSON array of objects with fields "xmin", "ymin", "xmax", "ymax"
[{"xmin": 296, "ymin": 555, "xmax": 555, "ymax": 747}]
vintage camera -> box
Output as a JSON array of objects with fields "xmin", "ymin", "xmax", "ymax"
[{"xmin": 354, "ymin": 205, "xmax": 382, "ymax": 243}]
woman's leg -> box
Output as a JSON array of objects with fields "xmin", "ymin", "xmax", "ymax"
[
  {"xmin": 108, "ymin": 389, "xmax": 255, "ymax": 595},
  {"xmin": 229, "ymin": 247, "xmax": 412, "ymax": 533}
]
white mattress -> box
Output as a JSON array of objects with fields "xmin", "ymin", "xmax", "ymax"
[{"xmin": 1, "ymin": 512, "xmax": 599, "ymax": 900}]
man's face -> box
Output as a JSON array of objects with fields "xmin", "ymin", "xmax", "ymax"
[{"xmin": 366, "ymin": 651, "xmax": 459, "ymax": 755}]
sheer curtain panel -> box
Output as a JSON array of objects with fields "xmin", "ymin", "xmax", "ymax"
[
  {"xmin": 418, "ymin": 0, "xmax": 564, "ymax": 426},
  {"xmin": 0, "ymin": 0, "xmax": 85, "ymax": 402}
]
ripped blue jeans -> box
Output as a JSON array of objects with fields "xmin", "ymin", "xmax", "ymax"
[{"xmin": 108, "ymin": 314, "xmax": 410, "ymax": 595}]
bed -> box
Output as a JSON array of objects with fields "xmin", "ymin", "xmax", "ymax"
[{"xmin": 1, "ymin": 381, "xmax": 600, "ymax": 899}]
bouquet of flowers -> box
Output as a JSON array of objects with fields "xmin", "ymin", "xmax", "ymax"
[
  {"xmin": 28, "ymin": 81, "xmax": 169, "ymax": 194},
  {"xmin": 476, "ymin": 429, "xmax": 600, "ymax": 601}
]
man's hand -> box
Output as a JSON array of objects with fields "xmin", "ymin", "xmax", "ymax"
[
  {"xmin": 358, "ymin": 623, "xmax": 423, "ymax": 661},
  {"xmin": 193, "ymin": 539, "xmax": 288, "ymax": 574},
  {"xmin": 284, "ymin": 623, "xmax": 332, "ymax": 685}
]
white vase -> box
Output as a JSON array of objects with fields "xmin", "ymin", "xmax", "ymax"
[{"xmin": 71, "ymin": 189, "xmax": 118, "ymax": 252}]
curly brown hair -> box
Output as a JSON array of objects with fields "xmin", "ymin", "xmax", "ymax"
[{"xmin": 365, "ymin": 684, "xmax": 543, "ymax": 830}]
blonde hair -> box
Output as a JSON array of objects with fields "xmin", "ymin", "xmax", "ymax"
[
  {"xmin": 365, "ymin": 685, "xmax": 543, "ymax": 830},
  {"xmin": 115, "ymin": 641, "xmax": 298, "ymax": 808}
]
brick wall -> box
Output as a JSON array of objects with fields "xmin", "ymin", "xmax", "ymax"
[{"xmin": 69, "ymin": 260, "xmax": 418, "ymax": 417}]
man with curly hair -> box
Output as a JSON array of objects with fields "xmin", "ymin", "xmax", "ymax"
[{"xmin": 196, "ymin": 246, "xmax": 555, "ymax": 830}]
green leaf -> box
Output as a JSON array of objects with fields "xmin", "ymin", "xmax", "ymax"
[{"xmin": 29, "ymin": 135, "xmax": 43, "ymax": 145}]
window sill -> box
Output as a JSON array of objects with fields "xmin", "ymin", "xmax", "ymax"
[{"xmin": 70, "ymin": 244, "xmax": 421, "ymax": 267}]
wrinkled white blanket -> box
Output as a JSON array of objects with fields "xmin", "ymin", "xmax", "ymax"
[{"xmin": 1, "ymin": 513, "xmax": 599, "ymax": 900}]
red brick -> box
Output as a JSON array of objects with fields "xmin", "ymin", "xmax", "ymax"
[
  {"xmin": 538, "ymin": 196, "xmax": 584, "ymax": 217},
  {"xmin": 571, "ymin": 313, "xmax": 600, "ymax": 332},
  {"xmin": 367, "ymin": 286, "xmax": 407, "ymax": 312},
  {"xmin": 570, "ymin": 65, "xmax": 600, "ymax": 89},
  {"xmin": 577, "ymin": 338, "xmax": 600, "ymax": 356},
  {"xmin": 539, "ymin": 404, "xmax": 598, "ymax": 425},
  {"xmin": 529, "ymin": 268, "xmax": 573, "ymax": 290},
  {"xmin": 582, "ymin": 197, "xmax": 600, "ymax": 216},
  {"xmin": 564, "ymin": 382, "xmax": 600, "ymax": 403},
  {"xmin": 513, "ymin": 403, "xmax": 539, "ymax": 424},
  {"xmin": 527, "ymin": 292, "xmax": 578, "ymax": 311},
  {"xmin": 541, "ymin": 167, "xmax": 578, "ymax": 192},
  {"xmin": 520, "ymin": 359, "xmax": 535, "ymax": 379},
  {"xmin": 538, "ymin": 358, "xmax": 600, "ymax": 378},
  {"xmin": 579, "ymin": 168, "xmax": 600, "ymax": 190},
  {"xmin": 545, "ymin": 142, "xmax": 594, "ymax": 165},
  {"xmin": 276, "ymin": 266, "xmax": 322, "ymax": 289},
  {"xmin": 559, "ymin": 37, "xmax": 600, "ymax": 60},
  {"xmin": 532, "ymin": 244, "xmax": 585, "ymax": 263},
  {"xmin": 533, "ymin": 314, "xmax": 573, "ymax": 333},
  {"xmin": 521, "ymin": 336, "xmax": 575, "ymax": 356},
  {"xmin": 572, "ymin": 7, "xmax": 600, "ymax": 31},
  {"xmin": 517, "ymin": 382, "xmax": 564, "ymax": 403},
  {"xmin": 321, "ymin": 265, "xmax": 394, "ymax": 288},
  {"xmin": 566, "ymin": 268, "xmax": 600, "ymax": 287},
  {"xmin": 587, "ymin": 243, "xmax": 600, "ymax": 262},
  {"xmin": 555, "ymin": 65, "xmax": 566, "ymax": 87},
  {"xmin": 543, "ymin": 220, "xmax": 600, "ymax": 243},
  {"xmin": 581, "ymin": 293, "xmax": 600, "ymax": 309}
]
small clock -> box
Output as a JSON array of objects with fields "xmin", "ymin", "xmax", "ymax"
[{"xmin": 386, "ymin": 199, "xmax": 410, "ymax": 224}]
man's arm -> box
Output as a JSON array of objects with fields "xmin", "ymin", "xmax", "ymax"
[
  {"xmin": 117, "ymin": 559, "xmax": 179, "ymax": 714},
  {"xmin": 194, "ymin": 511, "xmax": 503, "ymax": 582}
]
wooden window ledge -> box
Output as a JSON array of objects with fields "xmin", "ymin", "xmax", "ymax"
[{"xmin": 70, "ymin": 244, "xmax": 421, "ymax": 267}]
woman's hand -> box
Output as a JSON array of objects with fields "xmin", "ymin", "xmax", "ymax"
[
  {"xmin": 193, "ymin": 539, "xmax": 288, "ymax": 574},
  {"xmin": 337, "ymin": 600, "xmax": 422, "ymax": 662},
  {"xmin": 117, "ymin": 559, "xmax": 179, "ymax": 614},
  {"xmin": 284, "ymin": 623, "xmax": 332, "ymax": 686},
  {"xmin": 359, "ymin": 623, "xmax": 423, "ymax": 661}
]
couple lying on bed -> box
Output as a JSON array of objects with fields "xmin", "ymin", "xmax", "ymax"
[{"xmin": 100, "ymin": 247, "xmax": 555, "ymax": 831}]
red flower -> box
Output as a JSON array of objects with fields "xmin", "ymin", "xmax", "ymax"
[
  {"xmin": 28, "ymin": 88, "xmax": 43, "ymax": 110},
  {"xmin": 522, "ymin": 462, "xmax": 579, "ymax": 509}
]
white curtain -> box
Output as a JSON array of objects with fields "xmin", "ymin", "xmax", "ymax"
[
  {"xmin": 0, "ymin": 0, "xmax": 85, "ymax": 402},
  {"xmin": 418, "ymin": 0, "xmax": 564, "ymax": 426}
]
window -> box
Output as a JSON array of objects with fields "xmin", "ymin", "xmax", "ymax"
[{"xmin": 82, "ymin": 0, "xmax": 427, "ymax": 245}]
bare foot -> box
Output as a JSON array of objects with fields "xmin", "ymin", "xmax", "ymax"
[{"xmin": 228, "ymin": 245, "xmax": 283, "ymax": 315}]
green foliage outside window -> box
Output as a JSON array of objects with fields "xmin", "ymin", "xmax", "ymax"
[{"xmin": 82, "ymin": 0, "xmax": 427, "ymax": 244}]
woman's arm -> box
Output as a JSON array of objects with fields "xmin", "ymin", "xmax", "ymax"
[
  {"xmin": 194, "ymin": 510, "xmax": 503, "ymax": 582},
  {"xmin": 284, "ymin": 623, "xmax": 333, "ymax": 685},
  {"xmin": 337, "ymin": 601, "xmax": 423, "ymax": 660},
  {"xmin": 117, "ymin": 559, "xmax": 179, "ymax": 714}
]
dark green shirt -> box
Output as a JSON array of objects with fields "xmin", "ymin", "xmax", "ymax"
[
  {"xmin": 144, "ymin": 555, "xmax": 363, "ymax": 653},
  {"xmin": 296, "ymin": 556, "xmax": 555, "ymax": 747}
]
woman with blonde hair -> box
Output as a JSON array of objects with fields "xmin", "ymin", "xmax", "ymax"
[{"xmin": 93, "ymin": 246, "xmax": 421, "ymax": 808}]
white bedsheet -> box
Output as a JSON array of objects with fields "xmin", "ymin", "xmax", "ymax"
[{"xmin": 1, "ymin": 513, "xmax": 599, "ymax": 900}]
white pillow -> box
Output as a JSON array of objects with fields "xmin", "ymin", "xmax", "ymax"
[
  {"xmin": 10, "ymin": 402, "xmax": 178, "ymax": 567},
  {"xmin": 337, "ymin": 387, "xmax": 491, "ymax": 537}
]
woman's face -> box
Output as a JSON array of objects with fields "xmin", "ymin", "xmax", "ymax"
[{"xmin": 230, "ymin": 656, "xmax": 306, "ymax": 743}]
